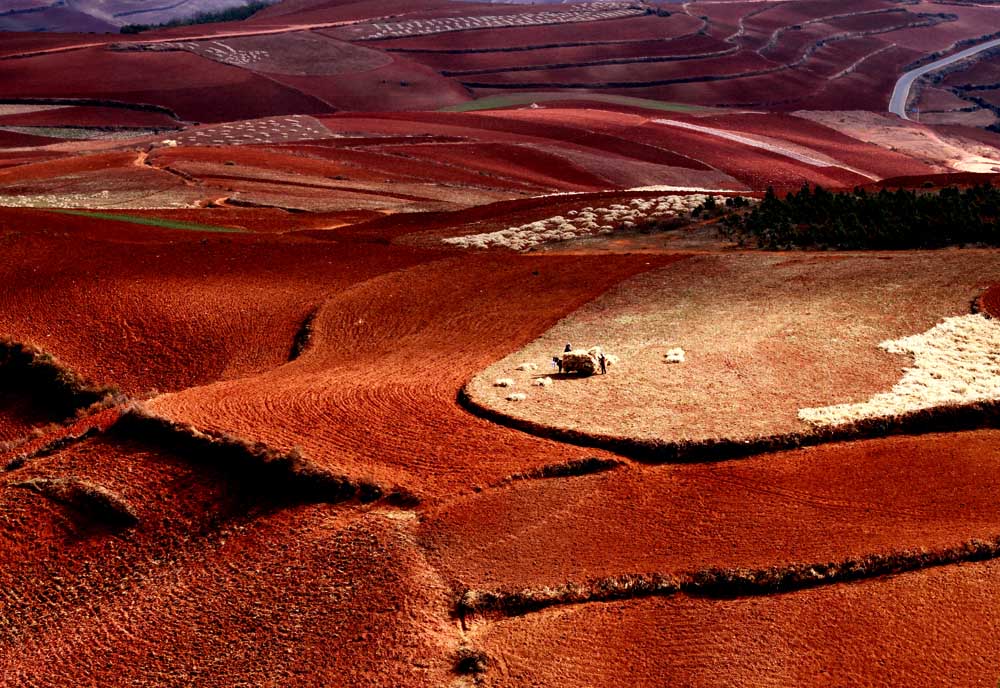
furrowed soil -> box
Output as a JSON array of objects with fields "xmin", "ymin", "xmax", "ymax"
[{"xmin": 472, "ymin": 560, "xmax": 1000, "ymax": 687}]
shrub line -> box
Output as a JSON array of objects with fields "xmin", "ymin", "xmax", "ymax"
[{"xmin": 457, "ymin": 536, "xmax": 1000, "ymax": 619}]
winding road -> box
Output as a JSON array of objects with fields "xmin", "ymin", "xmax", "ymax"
[{"xmin": 889, "ymin": 36, "xmax": 1000, "ymax": 120}]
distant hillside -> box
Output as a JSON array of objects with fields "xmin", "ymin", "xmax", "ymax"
[{"xmin": 0, "ymin": 0, "xmax": 273, "ymax": 33}]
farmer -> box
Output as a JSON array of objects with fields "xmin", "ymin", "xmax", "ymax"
[
  {"xmin": 552, "ymin": 355, "xmax": 563, "ymax": 374},
  {"xmin": 564, "ymin": 343, "xmax": 572, "ymax": 353},
  {"xmin": 599, "ymin": 352, "xmax": 607, "ymax": 375}
]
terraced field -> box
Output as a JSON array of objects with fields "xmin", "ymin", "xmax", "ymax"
[{"xmin": 3, "ymin": 0, "xmax": 1000, "ymax": 683}]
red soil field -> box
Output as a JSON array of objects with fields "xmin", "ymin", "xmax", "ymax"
[
  {"xmin": 473, "ymin": 560, "xmax": 1000, "ymax": 687},
  {"xmin": 624, "ymin": 120, "xmax": 869, "ymax": 190},
  {"xmin": 0, "ymin": 105, "xmax": 182, "ymax": 129},
  {"xmin": 0, "ymin": 150, "xmax": 146, "ymax": 185},
  {"xmin": 456, "ymin": 52, "xmax": 778, "ymax": 87},
  {"xmin": 421, "ymin": 430, "xmax": 1000, "ymax": 591},
  {"xmin": 0, "ymin": 48, "xmax": 333, "ymax": 123},
  {"xmin": 264, "ymin": 56, "xmax": 470, "ymax": 111},
  {"xmin": 401, "ymin": 35, "xmax": 728, "ymax": 75},
  {"xmin": 941, "ymin": 55, "xmax": 1000, "ymax": 89},
  {"xmin": 376, "ymin": 141, "xmax": 612, "ymax": 191},
  {"xmin": 0, "ymin": 433, "xmax": 455, "ymax": 685},
  {"xmin": 335, "ymin": 111, "xmax": 712, "ymax": 171},
  {"xmin": 804, "ymin": 44, "xmax": 922, "ymax": 110},
  {"xmin": 691, "ymin": 113, "xmax": 935, "ymax": 179},
  {"xmin": 0, "ymin": 33, "xmax": 92, "ymax": 58},
  {"xmin": 0, "ymin": 209, "xmax": 438, "ymax": 394},
  {"xmin": 981, "ymin": 284, "xmax": 1000, "ymax": 319},
  {"xmin": 148, "ymin": 253, "xmax": 682, "ymax": 499},
  {"xmin": 356, "ymin": 14, "xmax": 699, "ymax": 52},
  {"xmin": 0, "ymin": 129, "xmax": 65, "ymax": 149}
]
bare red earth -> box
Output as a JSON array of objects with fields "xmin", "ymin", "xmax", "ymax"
[
  {"xmin": 473, "ymin": 561, "xmax": 1000, "ymax": 687},
  {"xmin": 981, "ymin": 284, "xmax": 1000, "ymax": 319},
  {"xmin": 421, "ymin": 430, "xmax": 1000, "ymax": 591}
]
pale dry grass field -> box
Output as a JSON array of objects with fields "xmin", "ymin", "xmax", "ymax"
[{"xmin": 466, "ymin": 251, "xmax": 999, "ymax": 445}]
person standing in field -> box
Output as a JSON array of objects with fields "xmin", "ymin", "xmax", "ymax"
[
  {"xmin": 599, "ymin": 352, "xmax": 607, "ymax": 375},
  {"xmin": 564, "ymin": 343, "xmax": 572, "ymax": 353},
  {"xmin": 553, "ymin": 355, "xmax": 563, "ymax": 374}
]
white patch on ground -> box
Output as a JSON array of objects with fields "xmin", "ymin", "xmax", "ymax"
[
  {"xmin": 664, "ymin": 347, "xmax": 686, "ymax": 363},
  {"xmin": 443, "ymin": 194, "xmax": 745, "ymax": 250},
  {"xmin": 799, "ymin": 313, "xmax": 1000, "ymax": 426}
]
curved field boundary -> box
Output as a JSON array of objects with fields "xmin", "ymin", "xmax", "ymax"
[
  {"xmin": 111, "ymin": 405, "xmax": 418, "ymax": 506},
  {"xmin": 0, "ymin": 97, "xmax": 183, "ymax": 121},
  {"xmin": 386, "ymin": 34, "xmax": 709, "ymax": 55},
  {"xmin": 758, "ymin": 7, "xmax": 907, "ymax": 56},
  {"xmin": 457, "ymin": 387, "xmax": 1000, "ymax": 464},
  {"xmin": 439, "ymin": 47, "xmax": 740, "ymax": 78},
  {"xmin": 456, "ymin": 534, "xmax": 1000, "ymax": 619},
  {"xmin": 459, "ymin": 15, "xmax": 952, "ymax": 91},
  {"xmin": 0, "ymin": 338, "xmax": 119, "ymax": 418}
]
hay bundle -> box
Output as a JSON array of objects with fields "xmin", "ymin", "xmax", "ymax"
[
  {"xmin": 562, "ymin": 349, "xmax": 599, "ymax": 376},
  {"xmin": 506, "ymin": 392, "xmax": 527, "ymax": 401},
  {"xmin": 493, "ymin": 378, "xmax": 515, "ymax": 387},
  {"xmin": 665, "ymin": 347, "xmax": 686, "ymax": 363},
  {"xmin": 532, "ymin": 377, "xmax": 553, "ymax": 387}
]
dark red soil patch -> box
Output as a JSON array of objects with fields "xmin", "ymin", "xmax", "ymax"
[
  {"xmin": 0, "ymin": 129, "xmax": 65, "ymax": 148},
  {"xmin": 981, "ymin": 284, "xmax": 1000, "ymax": 318},
  {"xmin": 0, "ymin": 105, "xmax": 182, "ymax": 129}
]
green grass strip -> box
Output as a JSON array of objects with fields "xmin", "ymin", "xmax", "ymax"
[
  {"xmin": 441, "ymin": 92, "xmax": 708, "ymax": 113},
  {"xmin": 46, "ymin": 209, "xmax": 248, "ymax": 234}
]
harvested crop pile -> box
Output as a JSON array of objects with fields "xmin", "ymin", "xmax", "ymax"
[
  {"xmin": 800, "ymin": 314, "xmax": 1000, "ymax": 426},
  {"xmin": 148, "ymin": 252, "xmax": 680, "ymax": 499},
  {"xmin": 443, "ymin": 194, "xmax": 723, "ymax": 250},
  {"xmin": 466, "ymin": 252, "xmax": 1000, "ymax": 454}
]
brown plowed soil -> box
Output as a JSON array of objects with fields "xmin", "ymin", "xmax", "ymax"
[
  {"xmin": 473, "ymin": 560, "xmax": 1000, "ymax": 687},
  {"xmin": 421, "ymin": 429, "xmax": 1000, "ymax": 591},
  {"xmin": 0, "ymin": 209, "xmax": 437, "ymax": 394},
  {"xmin": 0, "ymin": 436, "xmax": 455, "ymax": 686},
  {"xmin": 148, "ymin": 253, "xmax": 683, "ymax": 498},
  {"xmin": 982, "ymin": 284, "xmax": 1000, "ymax": 319}
]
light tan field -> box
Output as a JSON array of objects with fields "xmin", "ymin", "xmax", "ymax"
[{"xmin": 466, "ymin": 251, "xmax": 999, "ymax": 448}]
